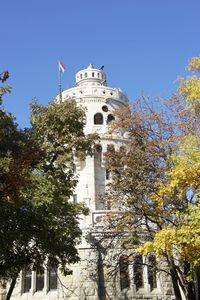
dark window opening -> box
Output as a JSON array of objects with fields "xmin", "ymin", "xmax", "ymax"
[
  {"xmin": 94, "ymin": 113, "xmax": 103, "ymax": 125},
  {"xmin": 49, "ymin": 267, "xmax": 57, "ymax": 291},
  {"xmin": 148, "ymin": 255, "xmax": 157, "ymax": 290},
  {"xmin": 106, "ymin": 200, "xmax": 111, "ymax": 210},
  {"xmin": 80, "ymin": 74, "xmax": 82, "ymax": 79},
  {"xmin": 84, "ymin": 72, "xmax": 87, "ymax": 78},
  {"xmin": 119, "ymin": 256, "xmax": 130, "ymax": 291},
  {"xmin": 95, "ymin": 144, "xmax": 102, "ymax": 153},
  {"xmin": 23, "ymin": 268, "xmax": 32, "ymax": 293},
  {"xmin": 92, "ymin": 72, "xmax": 95, "ymax": 77},
  {"xmin": 73, "ymin": 194, "xmax": 77, "ymax": 204},
  {"xmin": 134, "ymin": 255, "xmax": 144, "ymax": 290},
  {"xmin": 106, "ymin": 169, "xmax": 110, "ymax": 180},
  {"xmin": 107, "ymin": 114, "xmax": 115, "ymax": 124},
  {"xmin": 36, "ymin": 269, "xmax": 44, "ymax": 291},
  {"xmin": 102, "ymin": 105, "xmax": 108, "ymax": 112}
]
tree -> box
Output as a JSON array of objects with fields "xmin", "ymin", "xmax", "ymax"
[
  {"xmin": 0, "ymin": 74, "xmax": 97, "ymax": 299},
  {"xmin": 101, "ymin": 58, "xmax": 200, "ymax": 299}
]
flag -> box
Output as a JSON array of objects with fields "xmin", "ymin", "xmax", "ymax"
[{"xmin": 58, "ymin": 61, "xmax": 66, "ymax": 73}]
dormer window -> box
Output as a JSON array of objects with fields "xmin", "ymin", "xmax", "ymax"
[
  {"xmin": 94, "ymin": 113, "xmax": 103, "ymax": 125},
  {"xmin": 92, "ymin": 72, "xmax": 95, "ymax": 77},
  {"xmin": 85, "ymin": 72, "xmax": 88, "ymax": 78}
]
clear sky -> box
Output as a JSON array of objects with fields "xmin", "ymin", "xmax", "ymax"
[{"xmin": 1, "ymin": 0, "xmax": 200, "ymax": 128}]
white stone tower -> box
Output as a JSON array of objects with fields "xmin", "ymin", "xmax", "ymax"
[{"xmin": 61, "ymin": 64, "xmax": 128, "ymax": 229}]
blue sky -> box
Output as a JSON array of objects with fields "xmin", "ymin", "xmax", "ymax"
[{"xmin": 1, "ymin": 0, "xmax": 200, "ymax": 128}]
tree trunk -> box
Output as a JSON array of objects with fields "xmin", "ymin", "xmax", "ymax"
[
  {"xmin": 187, "ymin": 281, "xmax": 196, "ymax": 300},
  {"xmin": 170, "ymin": 268, "xmax": 183, "ymax": 300},
  {"xmin": 6, "ymin": 275, "xmax": 18, "ymax": 300},
  {"xmin": 194, "ymin": 267, "xmax": 200, "ymax": 300}
]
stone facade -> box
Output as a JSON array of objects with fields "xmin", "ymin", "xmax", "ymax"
[{"xmin": 7, "ymin": 64, "xmax": 176, "ymax": 300}]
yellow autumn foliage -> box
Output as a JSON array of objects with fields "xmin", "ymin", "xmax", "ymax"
[
  {"xmin": 150, "ymin": 135, "xmax": 200, "ymax": 205},
  {"xmin": 178, "ymin": 56, "xmax": 200, "ymax": 112},
  {"xmin": 139, "ymin": 205, "xmax": 200, "ymax": 266},
  {"xmin": 187, "ymin": 56, "xmax": 200, "ymax": 72}
]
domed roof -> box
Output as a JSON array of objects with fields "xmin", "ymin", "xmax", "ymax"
[{"xmin": 75, "ymin": 64, "xmax": 107, "ymax": 86}]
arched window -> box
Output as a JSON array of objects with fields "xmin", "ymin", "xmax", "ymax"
[
  {"xmin": 107, "ymin": 114, "xmax": 115, "ymax": 124},
  {"xmin": 95, "ymin": 144, "xmax": 102, "ymax": 153},
  {"xmin": 94, "ymin": 144, "xmax": 102, "ymax": 163},
  {"xmin": 119, "ymin": 256, "xmax": 130, "ymax": 290},
  {"xmin": 134, "ymin": 255, "xmax": 144, "ymax": 290},
  {"xmin": 148, "ymin": 255, "xmax": 157, "ymax": 290},
  {"xmin": 94, "ymin": 113, "xmax": 103, "ymax": 125}
]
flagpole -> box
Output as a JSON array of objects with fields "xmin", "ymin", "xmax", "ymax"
[
  {"xmin": 59, "ymin": 67, "xmax": 62, "ymax": 103},
  {"xmin": 58, "ymin": 61, "xmax": 62, "ymax": 103}
]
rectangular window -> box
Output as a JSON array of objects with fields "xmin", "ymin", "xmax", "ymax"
[
  {"xmin": 73, "ymin": 194, "xmax": 77, "ymax": 204},
  {"xmin": 23, "ymin": 268, "xmax": 32, "ymax": 293},
  {"xmin": 36, "ymin": 269, "xmax": 44, "ymax": 291},
  {"xmin": 148, "ymin": 255, "xmax": 157, "ymax": 290},
  {"xmin": 106, "ymin": 169, "xmax": 110, "ymax": 180},
  {"xmin": 49, "ymin": 267, "xmax": 57, "ymax": 290},
  {"xmin": 119, "ymin": 256, "xmax": 130, "ymax": 290},
  {"xmin": 134, "ymin": 255, "xmax": 144, "ymax": 290}
]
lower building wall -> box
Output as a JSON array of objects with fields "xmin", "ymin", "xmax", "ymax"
[{"xmin": 6, "ymin": 246, "xmax": 176, "ymax": 300}]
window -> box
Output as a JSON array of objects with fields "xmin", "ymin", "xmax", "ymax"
[
  {"xmin": 148, "ymin": 255, "xmax": 157, "ymax": 290},
  {"xmin": 107, "ymin": 114, "xmax": 115, "ymax": 124},
  {"xmin": 80, "ymin": 74, "xmax": 82, "ymax": 79},
  {"xmin": 94, "ymin": 113, "xmax": 103, "ymax": 125},
  {"xmin": 134, "ymin": 255, "xmax": 144, "ymax": 290},
  {"xmin": 119, "ymin": 256, "xmax": 130, "ymax": 290},
  {"xmin": 97, "ymin": 73, "xmax": 99, "ymax": 78},
  {"xmin": 48, "ymin": 267, "xmax": 57, "ymax": 291},
  {"xmin": 92, "ymin": 72, "xmax": 95, "ymax": 77},
  {"xmin": 102, "ymin": 105, "xmax": 108, "ymax": 112},
  {"xmin": 95, "ymin": 144, "xmax": 102, "ymax": 153},
  {"xmin": 36, "ymin": 269, "xmax": 44, "ymax": 291},
  {"xmin": 73, "ymin": 194, "xmax": 77, "ymax": 204},
  {"xmin": 84, "ymin": 72, "xmax": 88, "ymax": 78},
  {"xmin": 106, "ymin": 169, "xmax": 110, "ymax": 180},
  {"xmin": 22, "ymin": 268, "xmax": 32, "ymax": 293}
]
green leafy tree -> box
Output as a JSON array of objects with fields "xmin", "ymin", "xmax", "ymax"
[{"xmin": 0, "ymin": 74, "xmax": 96, "ymax": 299}]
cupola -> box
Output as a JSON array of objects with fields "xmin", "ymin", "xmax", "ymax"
[{"xmin": 75, "ymin": 64, "xmax": 107, "ymax": 86}]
